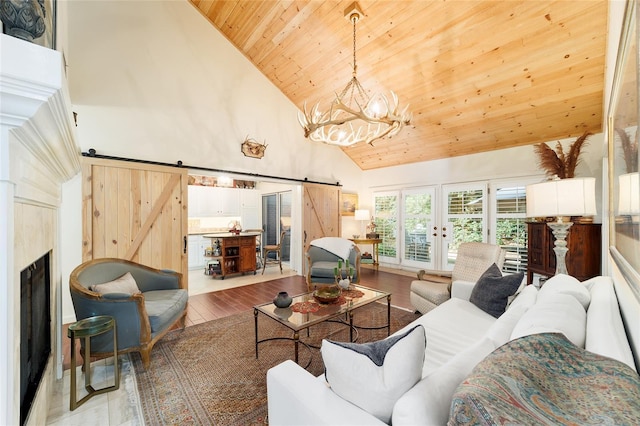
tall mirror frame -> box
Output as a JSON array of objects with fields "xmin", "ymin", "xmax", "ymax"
[{"xmin": 609, "ymin": 0, "xmax": 640, "ymax": 301}]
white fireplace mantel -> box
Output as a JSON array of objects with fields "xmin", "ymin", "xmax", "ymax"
[
  {"xmin": 1, "ymin": 34, "xmax": 80, "ymax": 189},
  {"xmin": 1, "ymin": 33, "xmax": 81, "ymax": 426}
]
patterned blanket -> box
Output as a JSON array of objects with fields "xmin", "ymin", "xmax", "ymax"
[{"xmin": 449, "ymin": 333, "xmax": 640, "ymax": 425}]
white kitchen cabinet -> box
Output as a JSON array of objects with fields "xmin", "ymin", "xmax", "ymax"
[
  {"xmin": 188, "ymin": 186, "xmax": 204, "ymax": 217},
  {"xmin": 241, "ymin": 190, "xmax": 259, "ymax": 208},
  {"xmin": 198, "ymin": 239, "xmax": 210, "ymax": 268},
  {"xmin": 188, "ymin": 235, "xmax": 204, "ymax": 270},
  {"xmin": 188, "ymin": 186, "xmax": 240, "ymax": 217},
  {"xmin": 217, "ymin": 187, "xmax": 240, "ymax": 216},
  {"xmin": 188, "ymin": 235, "xmax": 213, "ymax": 271},
  {"xmin": 241, "ymin": 190, "xmax": 260, "ymax": 229}
]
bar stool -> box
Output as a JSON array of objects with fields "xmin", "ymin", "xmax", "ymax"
[{"xmin": 67, "ymin": 315, "xmax": 120, "ymax": 411}]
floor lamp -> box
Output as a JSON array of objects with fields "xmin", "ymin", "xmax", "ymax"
[{"xmin": 526, "ymin": 178, "xmax": 596, "ymax": 275}]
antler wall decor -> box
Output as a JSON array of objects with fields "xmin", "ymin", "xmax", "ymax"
[{"xmin": 241, "ymin": 136, "xmax": 268, "ymax": 159}]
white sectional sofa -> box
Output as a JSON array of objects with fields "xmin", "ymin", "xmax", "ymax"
[{"xmin": 266, "ymin": 275, "xmax": 638, "ymax": 425}]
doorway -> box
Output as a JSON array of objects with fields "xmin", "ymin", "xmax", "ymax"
[{"xmin": 262, "ymin": 191, "xmax": 292, "ymax": 261}]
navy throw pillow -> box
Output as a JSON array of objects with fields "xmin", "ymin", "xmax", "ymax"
[{"xmin": 470, "ymin": 263, "xmax": 524, "ymax": 318}]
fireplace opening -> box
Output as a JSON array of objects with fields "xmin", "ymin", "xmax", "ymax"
[{"xmin": 20, "ymin": 253, "xmax": 51, "ymax": 425}]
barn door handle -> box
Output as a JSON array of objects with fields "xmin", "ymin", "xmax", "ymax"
[{"xmin": 183, "ymin": 236, "xmax": 187, "ymax": 254}]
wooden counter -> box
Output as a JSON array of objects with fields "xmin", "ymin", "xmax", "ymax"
[{"xmin": 202, "ymin": 233, "xmax": 260, "ymax": 279}]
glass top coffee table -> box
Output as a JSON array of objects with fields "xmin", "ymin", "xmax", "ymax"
[{"xmin": 253, "ymin": 284, "xmax": 391, "ymax": 365}]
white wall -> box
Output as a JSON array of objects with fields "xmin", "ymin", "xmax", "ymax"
[{"xmin": 65, "ymin": 1, "xmax": 362, "ymax": 183}]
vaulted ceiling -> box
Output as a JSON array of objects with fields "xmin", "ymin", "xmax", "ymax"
[{"xmin": 189, "ymin": 1, "xmax": 608, "ymax": 170}]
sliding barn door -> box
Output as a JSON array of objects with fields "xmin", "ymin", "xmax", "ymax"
[
  {"xmin": 82, "ymin": 157, "xmax": 188, "ymax": 277},
  {"xmin": 302, "ymin": 183, "xmax": 341, "ymax": 274}
]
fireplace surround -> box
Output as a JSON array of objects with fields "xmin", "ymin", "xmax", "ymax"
[{"xmin": 0, "ymin": 34, "xmax": 80, "ymax": 425}]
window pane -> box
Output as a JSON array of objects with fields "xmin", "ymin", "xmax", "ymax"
[
  {"xmin": 404, "ymin": 219, "xmax": 431, "ymax": 262},
  {"xmin": 496, "ymin": 187, "xmax": 526, "ymax": 214},
  {"xmin": 374, "ymin": 194, "xmax": 398, "ymax": 257},
  {"xmin": 450, "ymin": 217, "xmax": 483, "ymax": 253},
  {"xmin": 447, "ymin": 189, "xmax": 485, "ymax": 246},
  {"xmin": 404, "ymin": 193, "xmax": 432, "ymax": 262},
  {"xmin": 494, "ymin": 185, "xmax": 528, "ymax": 273},
  {"xmin": 448, "ymin": 189, "xmax": 483, "ymax": 215},
  {"xmin": 496, "ymin": 218, "xmax": 528, "ymax": 273}
]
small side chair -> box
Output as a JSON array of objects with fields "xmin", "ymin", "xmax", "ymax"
[{"xmin": 262, "ymin": 230, "xmax": 287, "ymax": 274}]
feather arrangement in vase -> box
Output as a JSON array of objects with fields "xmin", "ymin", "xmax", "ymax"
[
  {"xmin": 615, "ymin": 128, "xmax": 638, "ymax": 173},
  {"xmin": 533, "ymin": 132, "xmax": 591, "ymax": 179}
]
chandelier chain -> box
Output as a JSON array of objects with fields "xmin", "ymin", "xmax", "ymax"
[{"xmin": 352, "ymin": 14, "xmax": 357, "ymax": 77}]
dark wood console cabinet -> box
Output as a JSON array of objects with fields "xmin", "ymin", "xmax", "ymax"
[{"xmin": 526, "ymin": 222, "xmax": 601, "ymax": 284}]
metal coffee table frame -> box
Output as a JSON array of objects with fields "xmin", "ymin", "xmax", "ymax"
[{"xmin": 254, "ymin": 284, "xmax": 391, "ymax": 367}]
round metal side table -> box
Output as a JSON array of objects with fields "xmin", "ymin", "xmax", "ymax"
[{"xmin": 67, "ymin": 315, "xmax": 120, "ymax": 410}]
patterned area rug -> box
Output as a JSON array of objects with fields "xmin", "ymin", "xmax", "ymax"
[{"xmin": 131, "ymin": 303, "xmax": 419, "ymax": 425}]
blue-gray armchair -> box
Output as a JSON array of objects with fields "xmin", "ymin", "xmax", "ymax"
[
  {"xmin": 69, "ymin": 258, "xmax": 188, "ymax": 369},
  {"xmin": 306, "ymin": 238, "xmax": 361, "ymax": 290}
]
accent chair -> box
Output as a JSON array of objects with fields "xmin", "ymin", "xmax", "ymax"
[
  {"xmin": 69, "ymin": 257, "xmax": 188, "ymax": 369},
  {"xmin": 410, "ymin": 242, "xmax": 506, "ymax": 314}
]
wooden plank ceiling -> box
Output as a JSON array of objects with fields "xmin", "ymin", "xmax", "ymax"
[{"xmin": 190, "ymin": 0, "xmax": 608, "ymax": 170}]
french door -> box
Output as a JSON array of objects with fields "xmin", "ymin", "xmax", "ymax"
[
  {"xmin": 373, "ymin": 180, "xmax": 535, "ymax": 272},
  {"xmin": 374, "ymin": 187, "xmax": 438, "ymax": 269},
  {"xmin": 401, "ymin": 187, "xmax": 437, "ymax": 269},
  {"xmin": 374, "ymin": 183, "xmax": 488, "ymax": 270}
]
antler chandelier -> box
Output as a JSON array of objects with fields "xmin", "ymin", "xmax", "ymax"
[{"xmin": 298, "ymin": 2, "xmax": 411, "ymax": 147}]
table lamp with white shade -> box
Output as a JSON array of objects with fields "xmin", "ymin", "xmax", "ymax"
[
  {"xmin": 618, "ymin": 172, "xmax": 640, "ymax": 221},
  {"xmin": 354, "ymin": 209, "xmax": 370, "ymax": 238},
  {"xmin": 526, "ymin": 177, "xmax": 596, "ymax": 275}
]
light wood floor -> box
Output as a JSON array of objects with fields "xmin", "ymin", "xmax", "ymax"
[{"xmin": 62, "ymin": 267, "xmax": 416, "ymax": 370}]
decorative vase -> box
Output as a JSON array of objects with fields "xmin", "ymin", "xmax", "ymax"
[
  {"xmin": 338, "ymin": 278, "xmax": 350, "ymax": 290},
  {"xmin": 0, "ymin": 0, "xmax": 46, "ymax": 42},
  {"xmin": 273, "ymin": 291, "xmax": 292, "ymax": 308}
]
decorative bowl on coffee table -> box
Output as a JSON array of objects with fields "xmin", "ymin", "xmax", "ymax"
[{"xmin": 313, "ymin": 285, "xmax": 342, "ymax": 304}]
